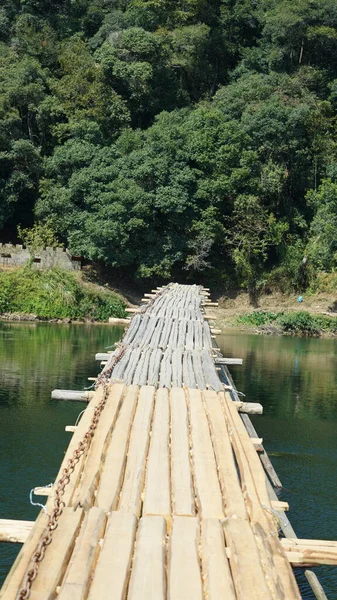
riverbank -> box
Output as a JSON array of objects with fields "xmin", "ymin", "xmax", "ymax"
[
  {"xmin": 213, "ymin": 291, "xmax": 337, "ymax": 337},
  {"xmin": 0, "ymin": 266, "xmax": 126, "ymax": 322}
]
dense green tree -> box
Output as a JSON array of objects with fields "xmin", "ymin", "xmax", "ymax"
[{"xmin": 1, "ymin": 0, "xmax": 337, "ymax": 288}]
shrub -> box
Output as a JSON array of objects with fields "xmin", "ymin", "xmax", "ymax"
[
  {"xmin": 276, "ymin": 311, "xmax": 321, "ymax": 334},
  {"xmin": 0, "ymin": 267, "xmax": 126, "ymax": 320}
]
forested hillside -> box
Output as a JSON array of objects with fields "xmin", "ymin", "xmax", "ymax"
[{"xmin": 1, "ymin": 0, "xmax": 337, "ymax": 289}]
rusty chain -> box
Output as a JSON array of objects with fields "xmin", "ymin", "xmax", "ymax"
[{"xmin": 17, "ymin": 345, "xmax": 126, "ymax": 600}]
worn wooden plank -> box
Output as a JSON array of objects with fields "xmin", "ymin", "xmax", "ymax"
[
  {"xmin": 203, "ymin": 390, "xmax": 247, "ymax": 520},
  {"xmin": 88, "ymin": 512, "xmax": 137, "ymax": 600},
  {"xmin": 224, "ymin": 518, "xmax": 273, "ymax": 600},
  {"xmin": 143, "ymin": 388, "xmax": 170, "ymax": 518},
  {"xmin": 128, "ymin": 516, "xmax": 166, "ymax": 600},
  {"xmin": 170, "ymin": 388, "xmax": 195, "ymax": 516},
  {"xmin": 58, "ymin": 507, "xmax": 106, "ymax": 600},
  {"xmin": 221, "ymin": 391, "xmax": 301, "ymax": 600},
  {"xmin": 29, "ymin": 508, "xmax": 84, "ymax": 600},
  {"xmin": 118, "ymin": 386, "xmax": 155, "ymax": 517},
  {"xmin": 71, "ymin": 383, "xmax": 125, "ymax": 509},
  {"xmin": 201, "ymin": 519, "xmax": 236, "ymax": 600},
  {"xmin": 95, "ymin": 386, "xmax": 139, "ymax": 512},
  {"xmin": 186, "ymin": 388, "xmax": 224, "ymax": 518},
  {"xmin": 168, "ymin": 517, "xmax": 202, "ymax": 600}
]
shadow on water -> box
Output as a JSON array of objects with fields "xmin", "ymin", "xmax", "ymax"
[
  {"xmin": 218, "ymin": 330, "xmax": 337, "ymax": 599},
  {"xmin": 0, "ymin": 321, "xmax": 123, "ymax": 586}
]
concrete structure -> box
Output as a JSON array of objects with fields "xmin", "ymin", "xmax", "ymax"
[{"xmin": 0, "ymin": 244, "xmax": 82, "ymax": 270}]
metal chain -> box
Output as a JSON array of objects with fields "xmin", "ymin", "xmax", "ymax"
[{"xmin": 17, "ymin": 345, "xmax": 126, "ymax": 600}]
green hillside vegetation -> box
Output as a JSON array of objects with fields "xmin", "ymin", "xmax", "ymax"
[
  {"xmin": 0, "ymin": 267, "xmax": 126, "ymax": 320},
  {"xmin": 1, "ymin": 0, "xmax": 337, "ymax": 291}
]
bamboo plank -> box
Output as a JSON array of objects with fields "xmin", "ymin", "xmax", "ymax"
[
  {"xmin": 118, "ymin": 386, "xmax": 155, "ymax": 517},
  {"xmin": 95, "ymin": 386, "xmax": 139, "ymax": 512},
  {"xmin": 88, "ymin": 512, "xmax": 137, "ymax": 600},
  {"xmin": 170, "ymin": 388, "xmax": 195, "ymax": 516},
  {"xmin": 128, "ymin": 516, "xmax": 166, "ymax": 600},
  {"xmin": 147, "ymin": 348, "xmax": 163, "ymax": 386},
  {"xmin": 168, "ymin": 517, "xmax": 202, "ymax": 600},
  {"xmin": 159, "ymin": 350, "xmax": 172, "ymax": 389},
  {"xmin": 201, "ymin": 519, "xmax": 236, "ymax": 600},
  {"xmin": 70, "ymin": 383, "xmax": 125, "ymax": 509},
  {"xmin": 186, "ymin": 388, "xmax": 224, "ymax": 518},
  {"xmin": 182, "ymin": 350, "xmax": 195, "ymax": 388},
  {"xmin": 191, "ymin": 350, "xmax": 206, "ymax": 390},
  {"xmin": 143, "ymin": 388, "xmax": 171, "ymax": 518},
  {"xmin": 58, "ymin": 507, "xmax": 106, "ymax": 600},
  {"xmin": 201, "ymin": 349, "xmax": 222, "ymax": 391},
  {"xmin": 29, "ymin": 508, "xmax": 84, "ymax": 600},
  {"xmin": 123, "ymin": 348, "xmax": 142, "ymax": 385},
  {"xmin": 171, "ymin": 349, "xmax": 183, "ymax": 387}
]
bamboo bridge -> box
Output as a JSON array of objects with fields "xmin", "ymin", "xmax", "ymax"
[{"xmin": 0, "ymin": 284, "xmax": 335, "ymax": 600}]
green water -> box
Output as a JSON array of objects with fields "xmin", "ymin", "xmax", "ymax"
[{"xmin": 0, "ymin": 324, "xmax": 336, "ymax": 598}]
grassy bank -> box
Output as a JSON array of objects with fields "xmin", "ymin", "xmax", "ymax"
[
  {"xmin": 0, "ymin": 267, "xmax": 126, "ymax": 321},
  {"xmin": 234, "ymin": 311, "xmax": 337, "ymax": 336}
]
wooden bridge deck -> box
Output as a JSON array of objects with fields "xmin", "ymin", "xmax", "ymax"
[{"xmin": 0, "ymin": 284, "xmax": 334, "ymax": 599}]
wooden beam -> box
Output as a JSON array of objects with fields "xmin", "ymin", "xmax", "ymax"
[
  {"xmin": 51, "ymin": 390, "xmax": 93, "ymax": 402},
  {"xmin": 233, "ymin": 401, "xmax": 263, "ymax": 415},
  {"xmin": 0, "ymin": 520, "xmax": 34, "ymax": 544},
  {"xmin": 65, "ymin": 426, "xmax": 77, "ymax": 433},
  {"xmin": 33, "ymin": 486, "xmax": 53, "ymax": 496},
  {"xmin": 108, "ymin": 318, "xmax": 130, "ymax": 325},
  {"xmin": 215, "ymin": 358, "xmax": 243, "ymax": 365},
  {"xmin": 125, "ymin": 308, "xmax": 140, "ymax": 313},
  {"xmin": 271, "ymin": 501, "xmax": 289, "ymax": 511},
  {"xmin": 283, "ymin": 539, "xmax": 337, "ymax": 565},
  {"xmin": 210, "ymin": 328, "xmax": 222, "ymax": 335}
]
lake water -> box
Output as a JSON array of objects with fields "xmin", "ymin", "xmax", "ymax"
[{"xmin": 0, "ymin": 322, "xmax": 336, "ymax": 598}]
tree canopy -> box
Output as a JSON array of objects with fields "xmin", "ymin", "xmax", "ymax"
[{"xmin": 1, "ymin": 0, "xmax": 337, "ymax": 288}]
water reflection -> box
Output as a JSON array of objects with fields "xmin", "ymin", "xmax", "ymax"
[{"xmin": 0, "ymin": 322, "xmax": 123, "ymax": 585}]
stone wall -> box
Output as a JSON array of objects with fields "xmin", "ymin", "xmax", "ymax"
[{"xmin": 0, "ymin": 244, "xmax": 82, "ymax": 270}]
